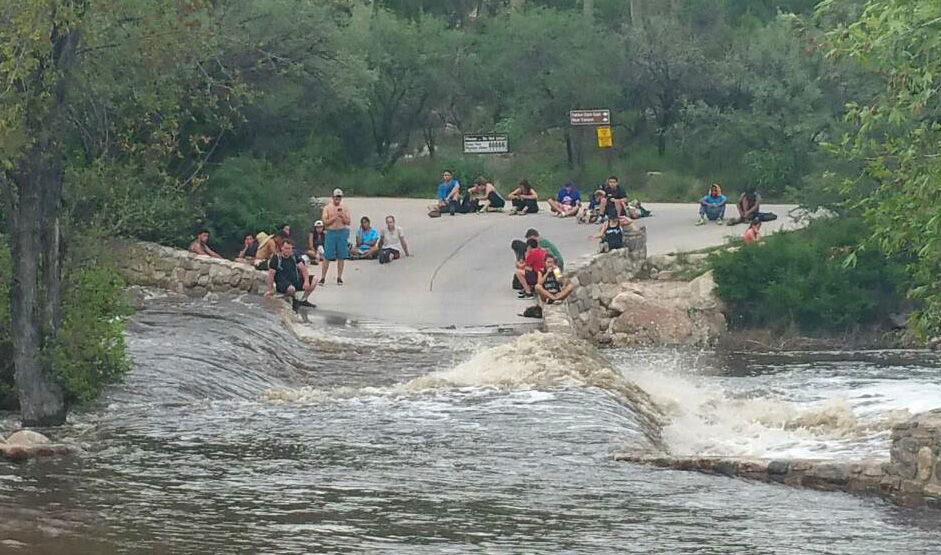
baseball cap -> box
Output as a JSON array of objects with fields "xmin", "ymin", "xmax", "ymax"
[
  {"xmin": 314, "ymin": 220, "xmax": 324, "ymax": 227},
  {"xmin": 332, "ymin": 188, "xmax": 343, "ymax": 197}
]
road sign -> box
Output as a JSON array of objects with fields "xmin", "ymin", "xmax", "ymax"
[
  {"xmin": 569, "ymin": 109, "xmax": 610, "ymax": 126},
  {"xmin": 463, "ymin": 134, "xmax": 509, "ymax": 154},
  {"xmin": 596, "ymin": 125, "xmax": 613, "ymax": 148}
]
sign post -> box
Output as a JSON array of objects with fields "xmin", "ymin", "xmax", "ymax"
[
  {"xmin": 463, "ymin": 134, "xmax": 509, "ymax": 154},
  {"xmin": 569, "ymin": 109, "xmax": 611, "ymax": 126}
]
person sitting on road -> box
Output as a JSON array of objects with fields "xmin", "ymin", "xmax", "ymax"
[
  {"xmin": 743, "ymin": 219, "xmax": 762, "ymax": 244},
  {"xmin": 728, "ymin": 188, "xmax": 777, "ymax": 225},
  {"xmin": 591, "ymin": 217, "xmax": 625, "ymax": 253},
  {"xmin": 478, "ymin": 179, "xmax": 506, "ymax": 212},
  {"xmin": 507, "ymin": 180, "xmax": 539, "ymax": 215},
  {"xmin": 510, "ymin": 239, "xmax": 528, "ymax": 291},
  {"xmin": 599, "ymin": 176, "xmax": 628, "ymax": 221},
  {"xmin": 351, "ymin": 216, "xmax": 380, "ymax": 260},
  {"xmin": 698, "ymin": 183, "xmax": 727, "ymax": 225},
  {"xmin": 579, "ymin": 189, "xmax": 606, "ymax": 224},
  {"xmin": 264, "ymin": 239, "xmax": 316, "ymax": 311},
  {"xmin": 547, "ymin": 181, "xmax": 581, "ymax": 218},
  {"xmin": 378, "ymin": 215, "xmax": 410, "ymax": 264},
  {"xmin": 535, "ymin": 255, "xmax": 574, "ymax": 304},
  {"xmin": 236, "ymin": 234, "xmax": 258, "ymax": 264},
  {"xmin": 189, "ymin": 229, "xmax": 222, "ymax": 258},
  {"xmin": 514, "ymin": 238, "xmax": 547, "ymax": 299},
  {"xmin": 430, "ymin": 170, "xmax": 461, "ymax": 216},
  {"xmin": 307, "ymin": 220, "xmax": 326, "ymax": 265},
  {"xmin": 524, "ymin": 228, "xmax": 564, "ymax": 269}
]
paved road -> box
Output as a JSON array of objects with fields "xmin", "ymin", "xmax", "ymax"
[{"xmin": 305, "ymin": 198, "xmax": 799, "ymax": 330}]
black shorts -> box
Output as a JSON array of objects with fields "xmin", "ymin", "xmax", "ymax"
[
  {"xmin": 488, "ymin": 191, "xmax": 506, "ymax": 208},
  {"xmin": 525, "ymin": 270, "xmax": 538, "ymax": 287},
  {"xmin": 275, "ymin": 276, "xmax": 303, "ymax": 294}
]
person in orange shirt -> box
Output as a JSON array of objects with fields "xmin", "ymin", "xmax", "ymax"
[{"xmin": 743, "ymin": 219, "xmax": 761, "ymax": 244}]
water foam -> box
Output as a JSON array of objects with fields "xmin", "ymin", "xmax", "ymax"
[{"xmin": 264, "ymin": 332, "xmax": 666, "ymax": 447}]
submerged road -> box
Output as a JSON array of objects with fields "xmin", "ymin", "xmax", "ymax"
[{"xmin": 307, "ymin": 198, "xmax": 799, "ymax": 329}]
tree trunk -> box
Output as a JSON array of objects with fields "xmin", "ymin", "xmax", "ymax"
[
  {"xmin": 565, "ymin": 127, "xmax": 574, "ymax": 168},
  {"xmin": 9, "ymin": 147, "xmax": 67, "ymax": 427},
  {"xmin": 583, "ymin": 0, "xmax": 594, "ymax": 19},
  {"xmin": 630, "ymin": 0, "xmax": 644, "ymax": 28}
]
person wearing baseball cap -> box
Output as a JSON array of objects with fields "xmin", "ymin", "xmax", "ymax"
[
  {"xmin": 319, "ymin": 188, "xmax": 351, "ymax": 285},
  {"xmin": 307, "ymin": 219, "xmax": 326, "ymax": 266}
]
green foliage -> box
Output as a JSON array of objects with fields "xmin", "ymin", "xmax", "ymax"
[
  {"xmin": 710, "ymin": 218, "xmax": 908, "ymax": 333},
  {"xmin": 203, "ymin": 156, "xmax": 318, "ymax": 250},
  {"xmin": 52, "ymin": 264, "xmax": 132, "ymax": 405},
  {"xmin": 819, "ymin": 0, "xmax": 941, "ymax": 337}
]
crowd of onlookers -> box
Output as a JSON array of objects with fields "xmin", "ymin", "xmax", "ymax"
[{"xmin": 188, "ymin": 169, "xmax": 776, "ymax": 315}]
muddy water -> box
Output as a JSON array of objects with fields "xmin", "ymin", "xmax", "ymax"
[{"xmin": 1, "ymin": 293, "xmax": 940, "ymax": 553}]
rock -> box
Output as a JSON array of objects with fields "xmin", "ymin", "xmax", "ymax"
[
  {"xmin": 917, "ymin": 446, "xmax": 935, "ymax": 481},
  {"xmin": 928, "ymin": 336, "xmax": 941, "ymax": 351},
  {"xmin": 5, "ymin": 430, "xmax": 51, "ymax": 445},
  {"xmin": 0, "ymin": 430, "xmax": 69, "ymax": 461},
  {"xmin": 687, "ymin": 270, "xmax": 722, "ymax": 311}
]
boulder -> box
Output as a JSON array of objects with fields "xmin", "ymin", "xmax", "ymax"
[{"xmin": 0, "ymin": 430, "xmax": 69, "ymax": 461}]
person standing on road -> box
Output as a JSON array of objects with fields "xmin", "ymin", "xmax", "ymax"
[{"xmin": 320, "ymin": 188, "xmax": 351, "ymax": 286}]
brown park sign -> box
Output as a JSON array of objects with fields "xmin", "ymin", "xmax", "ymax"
[{"xmin": 569, "ymin": 109, "xmax": 610, "ymax": 126}]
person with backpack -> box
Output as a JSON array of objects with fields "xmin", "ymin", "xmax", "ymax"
[
  {"xmin": 264, "ymin": 240, "xmax": 316, "ymax": 311},
  {"xmin": 378, "ymin": 215, "xmax": 410, "ymax": 264}
]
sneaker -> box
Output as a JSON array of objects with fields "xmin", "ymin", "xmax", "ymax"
[
  {"xmin": 291, "ymin": 297, "xmax": 300, "ymax": 313},
  {"xmin": 318, "ymin": 277, "xmax": 325, "ymax": 286},
  {"xmin": 299, "ymin": 299, "xmax": 317, "ymax": 308},
  {"xmin": 716, "ymin": 218, "xmax": 724, "ymax": 225},
  {"xmin": 517, "ymin": 292, "xmax": 534, "ymax": 299},
  {"xmin": 337, "ymin": 278, "xmax": 344, "ymax": 286},
  {"xmin": 508, "ymin": 208, "xmax": 518, "ymax": 215},
  {"xmin": 696, "ymin": 216, "xmax": 706, "ymax": 226}
]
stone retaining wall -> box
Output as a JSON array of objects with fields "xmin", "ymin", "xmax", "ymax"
[
  {"xmin": 113, "ymin": 241, "xmax": 267, "ymax": 296},
  {"xmin": 554, "ymin": 226, "xmax": 726, "ymax": 347},
  {"xmin": 617, "ymin": 409, "xmax": 941, "ymax": 508}
]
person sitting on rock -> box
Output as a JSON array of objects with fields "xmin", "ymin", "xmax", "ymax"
[
  {"xmin": 189, "ymin": 229, "xmax": 222, "ymax": 258},
  {"xmin": 351, "ymin": 216, "xmax": 380, "ymax": 260},
  {"xmin": 307, "ymin": 220, "xmax": 326, "ymax": 265},
  {"xmin": 697, "ymin": 183, "xmax": 727, "ymax": 225},
  {"xmin": 590, "ymin": 217, "xmax": 625, "ymax": 253},
  {"xmin": 535, "ymin": 254, "xmax": 574, "ymax": 304},
  {"xmin": 378, "ymin": 215, "xmax": 410, "ymax": 264},
  {"xmin": 264, "ymin": 239, "xmax": 316, "ymax": 311},
  {"xmin": 547, "ymin": 181, "xmax": 581, "ymax": 218},
  {"xmin": 254, "ymin": 232, "xmax": 278, "ymax": 271},
  {"xmin": 514, "ymin": 238, "xmax": 546, "ymax": 299},
  {"xmin": 743, "ymin": 218, "xmax": 761, "ymax": 244},
  {"xmin": 507, "ymin": 180, "xmax": 539, "ymax": 215},
  {"xmin": 236, "ymin": 233, "xmax": 258, "ymax": 264}
]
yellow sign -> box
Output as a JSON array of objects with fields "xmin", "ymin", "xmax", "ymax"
[{"xmin": 596, "ymin": 125, "xmax": 613, "ymax": 148}]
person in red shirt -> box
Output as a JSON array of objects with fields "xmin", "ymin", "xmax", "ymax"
[
  {"xmin": 743, "ymin": 219, "xmax": 761, "ymax": 244},
  {"xmin": 514, "ymin": 238, "xmax": 547, "ymax": 299}
]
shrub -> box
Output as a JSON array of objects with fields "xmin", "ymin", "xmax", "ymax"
[
  {"xmin": 709, "ymin": 218, "xmax": 908, "ymax": 333},
  {"xmin": 52, "ymin": 264, "xmax": 133, "ymax": 405}
]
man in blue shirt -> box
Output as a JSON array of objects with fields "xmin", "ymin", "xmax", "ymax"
[
  {"xmin": 547, "ymin": 181, "xmax": 582, "ymax": 218},
  {"xmin": 697, "ymin": 183, "xmax": 727, "ymax": 225},
  {"xmin": 351, "ymin": 216, "xmax": 380, "ymax": 259},
  {"xmin": 432, "ymin": 170, "xmax": 461, "ymax": 216}
]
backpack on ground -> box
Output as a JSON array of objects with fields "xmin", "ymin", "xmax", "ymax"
[
  {"xmin": 428, "ymin": 208, "xmax": 441, "ymax": 218},
  {"xmin": 521, "ymin": 305, "xmax": 543, "ymax": 319}
]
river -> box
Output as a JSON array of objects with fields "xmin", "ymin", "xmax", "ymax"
[{"xmin": 2, "ymin": 292, "xmax": 941, "ymax": 553}]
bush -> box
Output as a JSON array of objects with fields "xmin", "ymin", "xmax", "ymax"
[
  {"xmin": 52, "ymin": 264, "xmax": 133, "ymax": 405},
  {"xmin": 709, "ymin": 218, "xmax": 908, "ymax": 333}
]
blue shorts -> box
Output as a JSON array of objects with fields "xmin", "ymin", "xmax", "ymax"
[{"xmin": 323, "ymin": 228, "xmax": 350, "ymax": 261}]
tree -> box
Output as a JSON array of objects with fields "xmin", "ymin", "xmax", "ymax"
[{"xmin": 821, "ymin": 0, "xmax": 941, "ymax": 337}]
